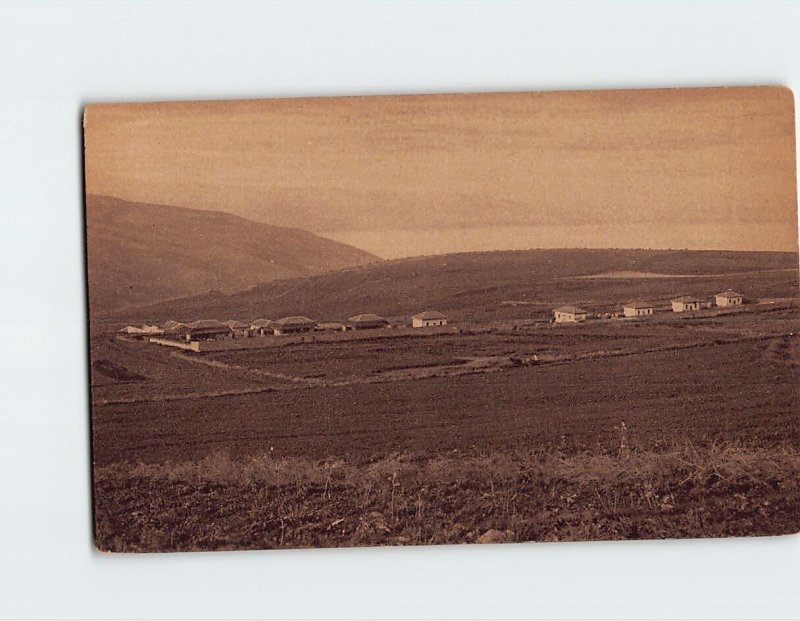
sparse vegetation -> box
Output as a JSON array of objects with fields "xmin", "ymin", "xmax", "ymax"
[{"xmin": 94, "ymin": 437, "xmax": 800, "ymax": 552}]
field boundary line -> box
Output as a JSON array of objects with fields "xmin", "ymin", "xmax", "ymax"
[
  {"xmin": 93, "ymin": 385, "xmax": 283, "ymax": 406},
  {"xmin": 94, "ymin": 331, "xmax": 796, "ymax": 406},
  {"xmin": 172, "ymin": 351, "xmax": 327, "ymax": 385}
]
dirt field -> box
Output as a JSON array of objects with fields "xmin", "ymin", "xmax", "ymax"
[
  {"xmin": 92, "ymin": 310, "xmax": 800, "ymax": 465},
  {"xmin": 90, "ymin": 298, "xmax": 800, "ymax": 550},
  {"xmin": 95, "ymin": 443, "xmax": 800, "ymax": 552}
]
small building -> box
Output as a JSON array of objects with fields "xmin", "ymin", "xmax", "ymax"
[
  {"xmin": 597, "ymin": 309, "xmax": 621, "ymax": 320},
  {"xmin": 250, "ymin": 319, "xmax": 273, "ymax": 336},
  {"xmin": 161, "ymin": 321, "xmax": 188, "ymax": 339},
  {"xmin": 671, "ymin": 296, "xmax": 703, "ymax": 313},
  {"xmin": 141, "ymin": 324, "xmax": 165, "ymax": 336},
  {"xmin": 183, "ymin": 319, "xmax": 233, "ymax": 341},
  {"xmin": 623, "ymin": 301, "xmax": 654, "ymax": 318},
  {"xmin": 715, "ymin": 290, "xmax": 744, "ymax": 307},
  {"xmin": 411, "ymin": 311, "xmax": 448, "ymax": 328},
  {"xmin": 118, "ymin": 325, "xmax": 147, "ymax": 339},
  {"xmin": 272, "ymin": 316, "xmax": 317, "ymax": 335},
  {"xmin": 553, "ymin": 305, "xmax": 587, "ymax": 323},
  {"xmin": 162, "ymin": 320, "xmax": 186, "ymax": 333},
  {"xmin": 224, "ymin": 319, "xmax": 250, "ymax": 338},
  {"xmin": 346, "ymin": 313, "xmax": 389, "ymax": 330}
]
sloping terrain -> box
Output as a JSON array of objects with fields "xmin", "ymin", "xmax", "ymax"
[
  {"xmin": 109, "ymin": 248, "xmax": 799, "ymax": 324},
  {"xmin": 85, "ymin": 195, "xmax": 378, "ymax": 313}
]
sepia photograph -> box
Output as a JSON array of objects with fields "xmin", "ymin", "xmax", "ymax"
[{"xmin": 84, "ymin": 85, "xmax": 800, "ymax": 553}]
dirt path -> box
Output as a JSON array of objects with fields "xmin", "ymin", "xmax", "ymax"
[
  {"xmin": 93, "ymin": 385, "xmax": 283, "ymax": 406},
  {"xmin": 171, "ymin": 351, "xmax": 328, "ymax": 386}
]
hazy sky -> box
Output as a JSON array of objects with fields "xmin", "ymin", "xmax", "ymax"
[{"xmin": 84, "ymin": 86, "xmax": 798, "ymax": 258}]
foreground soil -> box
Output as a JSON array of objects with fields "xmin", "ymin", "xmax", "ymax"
[{"xmin": 94, "ymin": 443, "xmax": 800, "ymax": 552}]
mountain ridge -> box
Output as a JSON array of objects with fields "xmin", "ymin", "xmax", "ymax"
[{"xmin": 85, "ymin": 194, "xmax": 379, "ymax": 314}]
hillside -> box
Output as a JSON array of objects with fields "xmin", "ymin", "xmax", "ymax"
[
  {"xmin": 85, "ymin": 195, "xmax": 378, "ymax": 313},
  {"xmin": 106, "ymin": 248, "xmax": 799, "ymax": 325}
]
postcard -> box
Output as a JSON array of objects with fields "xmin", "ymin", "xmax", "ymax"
[{"xmin": 84, "ymin": 86, "xmax": 799, "ymax": 552}]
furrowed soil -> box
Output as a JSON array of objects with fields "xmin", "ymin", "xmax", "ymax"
[
  {"xmin": 95, "ymin": 445, "xmax": 800, "ymax": 552},
  {"xmin": 90, "ymin": 301, "xmax": 800, "ymax": 551}
]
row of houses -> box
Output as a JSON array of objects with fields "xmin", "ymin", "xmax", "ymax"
[
  {"xmin": 121, "ymin": 311, "xmax": 448, "ymax": 342},
  {"xmin": 553, "ymin": 289, "xmax": 744, "ymax": 323}
]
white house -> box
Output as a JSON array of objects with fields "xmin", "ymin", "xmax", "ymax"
[
  {"xmin": 715, "ymin": 290, "xmax": 744, "ymax": 307},
  {"xmin": 411, "ymin": 311, "xmax": 447, "ymax": 327},
  {"xmin": 671, "ymin": 296, "xmax": 703, "ymax": 312},
  {"xmin": 553, "ymin": 305, "xmax": 587, "ymax": 323},
  {"xmin": 623, "ymin": 302, "xmax": 654, "ymax": 318}
]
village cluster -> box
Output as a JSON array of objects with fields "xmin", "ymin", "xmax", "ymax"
[
  {"xmin": 553, "ymin": 289, "xmax": 744, "ymax": 323},
  {"xmin": 119, "ymin": 288, "xmax": 746, "ymax": 344},
  {"xmin": 119, "ymin": 310, "xmax": 448, "ymax": 341}
]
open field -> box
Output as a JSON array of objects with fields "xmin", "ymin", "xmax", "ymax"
[
  {"xmin": 89, "ymin": 252, "xmax": 800, "ymax": 551},
  {"xmin": 90, "ymin": 336, "xmax": 294, "ymax": 405},
  {"xmin": 92, "ymin": 311, "xmax": 800, "ymax": 467}
]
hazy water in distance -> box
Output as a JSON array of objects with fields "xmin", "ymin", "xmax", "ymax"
[{"xmin": 318, "ymin": 223, "xmax": 799, "ymax": 260}]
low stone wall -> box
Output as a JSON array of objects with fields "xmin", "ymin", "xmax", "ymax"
[
  {"xmin": 196, "ymin": 335, "xmax": 308, "ymax": 352},
  {"xmin": 148, "ymin": 325, "xmax": 460, "ymax": 353},
  {"xmin": 148, "ymin": 337, "xmax": 200, "ymax": 352}
]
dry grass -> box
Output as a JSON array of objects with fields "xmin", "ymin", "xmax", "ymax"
[{"xmin": 94, "ymin": 436, "xmax": 800, "ymax": 552}]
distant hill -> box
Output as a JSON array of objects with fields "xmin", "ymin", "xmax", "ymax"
[
  {"xmin": 106, "ymin": 248, "xmax": 799, "ymax": 325},
  {"xmin": 85, "ymin": 195, "xmax": 378, "ymax": 314}
]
